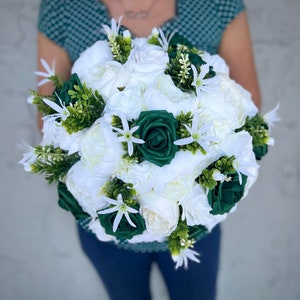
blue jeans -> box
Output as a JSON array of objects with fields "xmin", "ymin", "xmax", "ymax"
[{"xmin": 78, "ymin": 225, "xmax": 221, "ymax": 300}]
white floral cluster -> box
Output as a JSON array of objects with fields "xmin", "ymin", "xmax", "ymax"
[{"xmin": 20, "ymin": 20, "xmax": 278, "ymax": 268}]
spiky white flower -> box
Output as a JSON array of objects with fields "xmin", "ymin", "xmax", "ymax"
[
  {"xmin": 174, "ymin": 113, "xmax": 217, "ymax": 152},
  {"xmin": 19, "ymin": 145, "xmax": 37, "ymax": 171},
  {"xmin": 102, "ymin": 18, "xmax": 122, "ymax": 38},
  {"xmin": 42, "ymin": 95, "xmax": 70, "ymax": 121},
  {"xmin": 264, "ymin": 104, "xmax": 280, "ymax": 128},
  {"xmin": 172, "ymin": 247, "xmax": 200, "ymax": 269},
  {"xmin": 35, "ymin": 59, "xmax": 55, "ymax": 86},
  {"xmin": 191, "ymin": 64, "xmax": 217, "ymax": 96},
  {"xmin": 151, "ymin": 28, "xmax": 175, "ymax": 51},
  {"xmin": 111, "ymin": 114, "xmax": 144, "ymax": 156},
  {"xmin": 212, "ymin": 170, "xmax": 231, "ymax": 182},
  {"xmin": 98, "ymin": 194, "xmax": 138, "ymax": 232}
]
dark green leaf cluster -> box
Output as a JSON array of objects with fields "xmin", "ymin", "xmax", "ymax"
[
  {"xmin": 165, "ymin": 33, "xmax": 209, "ymax": 93},
  {"xmin": 56, "ymin": 73, "xmax": 83, "ymax": 106},
  {"xmin": 30, "ymin": 145, "xmax": 80, "ymax": 183},
  {"xmin": 236, "ymin": 114, "xmax": 269, "ymax": 147},
  {"xmin": 102, "ymin": 177, "xmax": 137, "ymax": 206},
  {"xmin": 61, "ymin": 83, "xmax": 105, "ymax": 134},
  {"xmin": 197, "ymin": 156, "xmax": 235, "ymax": 189}
]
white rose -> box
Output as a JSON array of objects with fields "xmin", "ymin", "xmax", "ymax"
[
  {"xmin": 77, "ymin": 61, "xmax": 129, "ymax": 99},
  {"xmin": 80, "ymin": 117, "xmax": 124, "ymax": 177},
  {"xmin": 125, "ymin": 42, "xmax": 169, "ymax": 84},
  {"xmin": 218, "ymin": 131, "xmax": 259, "ymax": 180},
  {"xmin": 151, "ymin": 150, "xmax": 219, "ymax": 193},
  {"xmin": 117, "ymin": 161, "xmax": 156, "ymax": 194},
  {"xmin": 41, "ymin": 117, "xmax": 84, "ymax": 154},
  {"xmin": 198, "ymin": 74, "xmax": 258, "ymax": 139},
  {"xmin": 155, "ymin": 74, "xmax": 194, "ymax": 103},
  {"xmin": 179, "ymin": 183, "xmax": 227, "ymax": 231},
  {"xmin": 66, "ymin": 161, "xmax": 108, "ymax": 218},
  {"xmin": 201, "ymin": 52, "xmax": 229, "ymax": 75},
  {"xmin": 139, "ymin": 191, "xmax": 179, "ymax": 238},
  {"xmin": 219, "ymin": 74, "xmax": 258, "ymax": 120},
  {"xmin": 143, "ymin": 83, "xmax": 198, "ymax": 117},
  {"xmin": 72, "ymin": 40, "xmax": 112, "ymax": 78},
  {"xmin": 105, "ymin": 80, "xmax": 145, "ymax": 120}
]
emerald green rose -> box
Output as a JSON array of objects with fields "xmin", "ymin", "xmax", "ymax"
[
  {"xmin": 56, "ymin": 73, "xmax": 83, "ymax": 106},
  {"xmin": 98, "ymin": 206, "xmax": 146, "ymax": 240},
  {"xmin": 134, "ymin": 110, "xmax": 179, "ymax": 167},
  {"xmin": 208, "ymin": 172, "xmax": 248, "ymax": 215}
]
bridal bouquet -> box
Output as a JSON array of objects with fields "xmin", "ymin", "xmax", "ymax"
[{"xmin": 20, "ymin": 20, "xmax": 278, "ymax": 268}]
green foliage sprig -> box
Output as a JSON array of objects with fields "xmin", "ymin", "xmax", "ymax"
[
  {"xmin": 108, "ymin": 33, "xmax": 132, "ymax": 64},
  {"xmin": 30, "ymin": 145, "xmax": 80, "ymax": 183},
  {"xmin": 236, "ymin": 114, "xmax": 269, "ymax": 147},
  {"xmin": 61, "ymin": 83, "xmax": 105, "ymax": 134},
  {"xmin": 236, "ymin": 114, "xmax": 270, "ymax": 159},
  {"xmin": 166, "ymin": 51, "xmax": 194, "ymax": 92},
  {"xmin": 197, "ymin": 156, "xmax": 236, "ymax": 189},
  {"xmin": 165, "ymin": 33, "xmax": 210, "ymax": 93},
  {"xmin": 168, "ymin": 220, "xmax": 197, "ymax": 256},
  {"xmin": 102, "ymin": 177, "xmax": 137, "ymax": 207},
  {"xmin": 29, "ymin": 90, "xmax": 57, "ymax": 116}
]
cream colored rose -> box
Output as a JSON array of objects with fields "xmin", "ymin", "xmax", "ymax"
[{"xmin": 140, "ymin": 191, "xmax": 179, "ymax": 238}]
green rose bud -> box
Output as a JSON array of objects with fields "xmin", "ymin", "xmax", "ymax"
[
  {"xmin": 134, "ymin": 110, "xmax": 179, "ymax": 167},
  {"xmin": 56, "ymin": 73, "xmax": 83, "ymax": 106},
  {"xmin": 98, "ymin": 206, "xmax": 146, "ymax": 240},
  {"xmin": 57, "ymin": 182, "xmax": 89, "ymax": 220},
  {"xmin": 208, "ymin": 172, "xmax": 247, "ymax": 215}
]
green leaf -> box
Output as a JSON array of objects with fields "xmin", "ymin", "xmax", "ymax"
[
  {"xmin": 30, "ymin": 145, "xmax": 80, "ymax": 183},
  {"xmin": 57, "ymin": 182, "xmax": 90, "ymax": 220},
  {"xmin": 102, "ymin": 177, "xmax": 137, "ymax": 205},
  {"xmin": 61, "ymin": 83, "xmax": 105, "ymax": 133}
]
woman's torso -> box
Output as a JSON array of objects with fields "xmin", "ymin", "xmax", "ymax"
[{"xmin": 38, "ymin": 0, "xmax": 245, "ymax": 63}]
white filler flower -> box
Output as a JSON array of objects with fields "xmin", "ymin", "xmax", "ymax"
[
  {"xmin": 111, "ymin": 114, "xmax": 144, "ymax": 156},
  {"xmin": 98, "ymin": 194, "xmax": 139, "ymax": 232}
]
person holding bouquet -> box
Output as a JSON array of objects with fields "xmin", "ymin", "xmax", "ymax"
[{"xmin": 35, "ymin": 0, "xmax": 262, "ymax": 299}]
